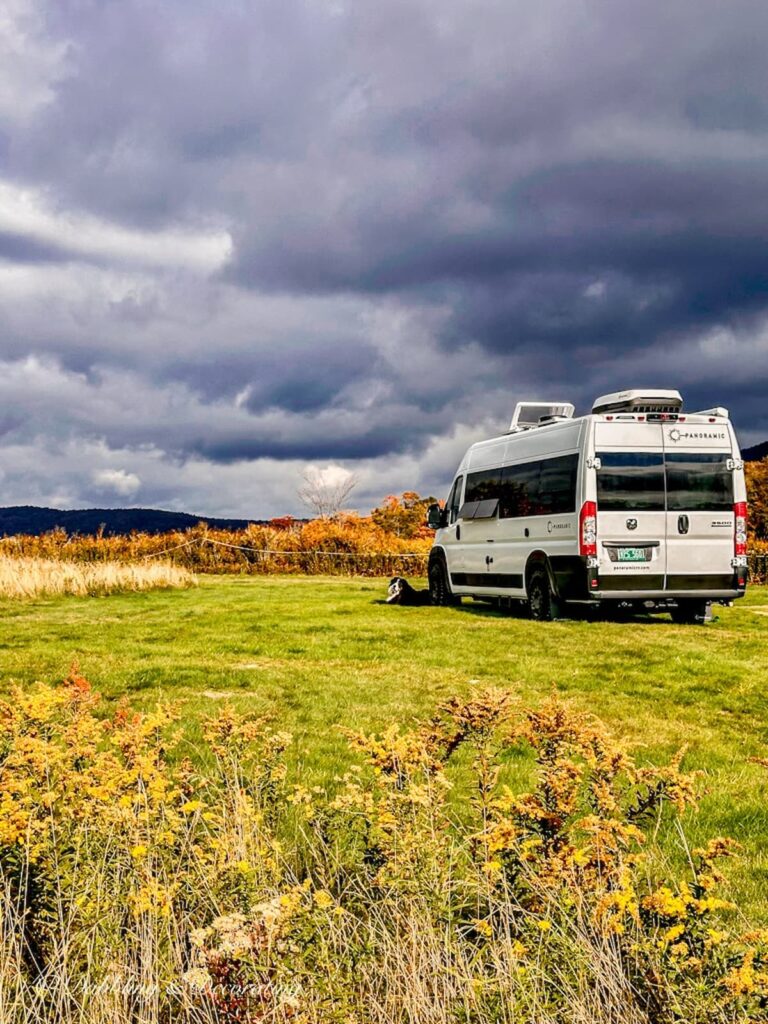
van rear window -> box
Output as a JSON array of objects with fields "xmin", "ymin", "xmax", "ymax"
[
  {"xmin": 665, "ymin": 454, "xmax": 733, "ymax": 512},
  {"xmin": 596, "ymin": 452, "xmax": 734, "ymax": 512},
  {"xmin": 596, "ymin": 452, "xmax": 665, "ymax": 511}
]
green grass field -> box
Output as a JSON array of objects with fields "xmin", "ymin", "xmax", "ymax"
[{"xmin": 1, "ymin": 575, "xmax": 766, "ymax": 914}]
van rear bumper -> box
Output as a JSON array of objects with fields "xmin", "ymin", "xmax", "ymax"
[
  {"xmin": 596, "ymin": 573, "xmax": 736, "ymax": 594},
  {"xmin": 561, "ymin": 560, "xmax": 747, "ymax": 603},
  {"xmin": 588, "ymin": 589, "xmax": 743, "ymax": 602}
]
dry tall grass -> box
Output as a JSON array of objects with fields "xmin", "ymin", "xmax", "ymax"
[
  {"xmin": 0, "ymin": 556, "xmax": 194, "ymax": 599},
  {"xmin": 0, "ymin": 520, "xmax": 432, "ymax": 577}
]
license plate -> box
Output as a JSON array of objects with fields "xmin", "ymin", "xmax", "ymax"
[{"xmin": 617, "ymin": 547, "xmax": 648, "ymax": 562}]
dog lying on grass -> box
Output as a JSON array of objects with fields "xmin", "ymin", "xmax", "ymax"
[{"xmin": 386, "ymin": 576, "xmax": 432, "ymax": 605}]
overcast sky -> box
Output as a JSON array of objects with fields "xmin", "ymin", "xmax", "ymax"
[{"xmin": 1, "ymin": 0, "xmax": 767, "ymax": 517}]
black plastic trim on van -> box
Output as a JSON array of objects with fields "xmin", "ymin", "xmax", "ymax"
[
  {"xmin": 598, "ymin": 575, "xmax": 666, "ymax": 592},
  {"xmin": 665, "ymin": 574, "xmax": 733, "ymax": 591},
  {"xmin": 551, "ymin": 555, "xmax": 590, "ymax": 600},
  {"xmin": 451, "ymin": 572, "xmax": 523, "ymax": 589},
  {"xmin": 601, "ymin": 540, "xmax": 660, "ymax": 548}
]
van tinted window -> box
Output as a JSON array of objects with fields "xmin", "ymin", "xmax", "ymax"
[
  {"xmin": 500, "ymin": 462, "xmax": 540, "ymax": 517},
  {"xmin": 665, "ymin": 454, "xmax": 733, "ymax": 512},
  {"xmin": 597, "ymin": 452, "xmax": 734, "ymax": 512},
  {"xmin": 446, "ymin": 475, "xmax": 464, "ymax": 524},
  {"xmin": 465, "ymin": 469, "xmax": 501, "ymax": 504},
  {"xmin": 499, "ymin": 454, "xmax": 578, "ymax": 518},
  {"xmin": 539, "ymin": 454, "xmax": 579, "ymax": 515},
  {"xmin": 596, "ymin": 452, "xmax": 665, "ymax": 511}
]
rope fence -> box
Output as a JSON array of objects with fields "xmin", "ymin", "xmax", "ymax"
[
  {"xmin": 143, "ymin": 538, "xmax": 200, "ymax": 559},
  {"xmin": 3, "ymin": 527, "xmax": 766, "ymax": 581},
  {"xmin": 152, "ymin": 537, "xmax": 768, "ymax": 584},
  {"xmin": 203, "ymin": 537, "xmax": 425, "ymax": 559},
  {"xmin": 136, "ymin": 534, "xmax": 431, "ymax": 576}
]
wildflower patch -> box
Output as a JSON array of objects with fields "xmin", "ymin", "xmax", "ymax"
[{"xmin": 0, "ymin": 669, "xmax": 765, "ymax": 1022}]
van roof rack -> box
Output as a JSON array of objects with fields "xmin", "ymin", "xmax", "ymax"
[
  {"xmin": 508, "ymin": 401, "xmax": 575, "ymax": 433},
  {"xmin": 592, "ymin": 389, "xmax": 683, "ymax": 415}
]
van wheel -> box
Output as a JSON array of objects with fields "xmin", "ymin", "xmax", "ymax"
[
  {"xmin": 527, "ymin": 567, "xmax": 561, "ymax": 622},
  {"xmin": 428, "ymin": 559, "xmax": 456, "ymax": 606},
  {"xmin": 670, "ymin": 600, "xmax": 708, "ymax": 625}
]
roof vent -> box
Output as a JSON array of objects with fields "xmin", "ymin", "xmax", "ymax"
[
  {"xmin": 592, "ymin": 389, "xmax": 683, "ymax": 416},
  {"xmin": 509, "ymin": 401, "xmax": 575, "ymax": 432}
]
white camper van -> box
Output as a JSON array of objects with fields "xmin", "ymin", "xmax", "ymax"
[{"xmin": 426, "ymin": 390, "xmax": 748, "ymax": 622}]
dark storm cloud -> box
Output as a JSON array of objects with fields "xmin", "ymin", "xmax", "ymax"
[
  {"xmin": 2, "ymin": 0, "xmax": 768, "ymax": 514},
  {"xmin": 0, "ymin": 231, "xmax": 70, "ymax": 264},
  {"xmin": 193, "ymin": 426, "xmax": 409, "ymax": 464},
  {"xmin": 229, "ymin": 153, "xmax": 768, "ymax": 353}
]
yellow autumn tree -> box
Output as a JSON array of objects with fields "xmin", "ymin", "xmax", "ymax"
[{"xmin": 370, "ymin": 491, "xmax": 438, "ymax": 538}]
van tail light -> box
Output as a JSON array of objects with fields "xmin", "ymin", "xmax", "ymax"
[
  {"xmin": 580, "ymin": 501, "xmax": 597, "ymax": 558},
  {"xmin": 734, "ymin": 501, "xmax": 748, "ymax": 557}
]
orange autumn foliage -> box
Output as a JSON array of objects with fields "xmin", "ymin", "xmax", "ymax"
[{"xmin": 0, "ymin": 498, "xmax": 435, "ymax": 577}]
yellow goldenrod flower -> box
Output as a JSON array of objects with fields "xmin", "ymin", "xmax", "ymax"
[{"xmin": 313, "ymin": 889, "xmax": 334, "ymax": 909}]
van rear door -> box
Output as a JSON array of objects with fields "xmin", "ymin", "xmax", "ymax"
[
  {"xmin": 594, "ymin": 422, "xmax": 667, "ymax": 589},
  {"xmin": 661, "ymin": 424, "xmax": 734, "ymax": 590}
]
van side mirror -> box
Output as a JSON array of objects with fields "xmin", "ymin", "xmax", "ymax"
[{"xmin": 426, "ymin": 503, "xmax": 446, "ymax": 529}]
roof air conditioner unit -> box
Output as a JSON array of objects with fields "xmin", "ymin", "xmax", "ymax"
[
  {"xmin": 591, "ymin": 389, "xmax": 683, "ymax": 415},
  {"xmin": 509, "ymin": 402, "xmax": 575, "ymax": 433}
]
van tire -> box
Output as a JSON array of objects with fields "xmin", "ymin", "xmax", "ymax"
[
  {"xmin": 428, "ymin": 557, "xmax": 456, "ymax": 606},
  {"xmin": 527, "ymin": 567, "xmax": 561, "ymax": 621},
  {"xmin": 670, "ymin": 600, "xmax": 708, "ymax": 625}
]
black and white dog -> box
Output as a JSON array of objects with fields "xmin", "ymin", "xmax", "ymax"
[{"xmin": 386, "ymin": 576, "xmax": 432, "ymax": 606}]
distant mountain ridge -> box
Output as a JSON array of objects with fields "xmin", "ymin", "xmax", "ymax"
[
  {"xmin": 743, "ymin": 441, "xmax": 768, "ymax": 462},
  {"xmin": 0, "ymin": 506, "xmax": 266, "ymax": 537}
]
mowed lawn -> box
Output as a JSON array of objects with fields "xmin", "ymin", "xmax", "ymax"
[{"xmin": 1, "ymin": 575, "xmax": 767, "ymax": 915}]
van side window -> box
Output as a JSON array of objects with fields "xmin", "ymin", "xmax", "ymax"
[
  {"xmin": 447, "ymin": 475, "xmax": 464, "ymax": 524},
  {"xmin": 500, "ymin": 462, "xmax": 540, "ymax": 517},
  {"xmin": 465, "ymin": 469, "xmax": 501, "ymax": 503},
  {"xmin": 665, "ymin": 454, "xmax": 733, "ymax": 512},
  {"xmin": 538, "ymin": 454, "xmax": 579, "ymax": 515},
  {"xmin": 596, "ymin": 452, "xmax": 665, "ymax": 511},
  {"xmin": 499, "ymin": 454, "xmax": 578, "ymax": 518}
]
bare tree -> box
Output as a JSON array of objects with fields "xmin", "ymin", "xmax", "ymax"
[{"xmin": 298, "ymin": 466, "xmax": 358, "ymax": 519}]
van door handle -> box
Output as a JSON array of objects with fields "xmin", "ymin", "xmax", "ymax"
[{"xmin": 678, "ymin": 514, "xmax": 689, "ymax": 535}]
